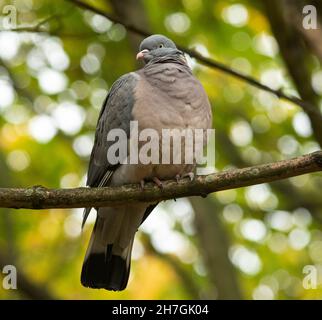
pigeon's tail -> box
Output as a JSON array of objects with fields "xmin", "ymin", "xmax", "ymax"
[{"xmin": 81, "ymin": 206, "xmax": 144, "ymax": 291}]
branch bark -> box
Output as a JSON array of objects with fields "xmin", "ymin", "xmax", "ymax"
[{"xmin": 0, "ymin": 152, "xmax": 321, "ymax": 209}]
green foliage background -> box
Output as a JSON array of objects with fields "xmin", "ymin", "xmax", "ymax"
[{"xmin": 0, "ymin": 0, "xmax": 322, "ymax": 299}]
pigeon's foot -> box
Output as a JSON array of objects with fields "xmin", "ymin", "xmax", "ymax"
[
  {"xmin": 175, "ymin": 172, "xmax": 195, "ymax": 182},
  {"xmin": 152, "ymin": 177, "xmax": 163, "ymax": 189}
]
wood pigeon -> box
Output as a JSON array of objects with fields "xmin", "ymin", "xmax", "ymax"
[{"xmin": 81, "ymin": 34, "xmax": 212, "ymax": 291}]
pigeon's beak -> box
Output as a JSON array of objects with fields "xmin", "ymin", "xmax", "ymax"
[{"xmin": 136, "ymin": 49, "xmax": 149, "ymax": 60}]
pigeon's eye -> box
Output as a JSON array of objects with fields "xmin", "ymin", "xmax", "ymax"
[{"xmin": 159, "ymin": 44, "xmax": 164, "ymax": 48}]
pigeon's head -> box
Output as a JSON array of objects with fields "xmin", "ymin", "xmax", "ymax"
[{"xmin": 136, "ymin": 34, "xmax": 183, "ymax": 63}]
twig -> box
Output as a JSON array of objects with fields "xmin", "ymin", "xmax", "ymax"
[
  {"xmin": 1, "ymin": 14, "xmax": 60, "ymax": 33},
  {"xmin": 0, "ymin": 58, "xmax": 34, "ymax": 102},
  {"xmin": 0, "ymin": 151, "xmax": 321, "ymax": 209}
]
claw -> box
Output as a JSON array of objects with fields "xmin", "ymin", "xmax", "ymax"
[
  {"xmin": 183, "ymin": 172, "xmax": 195, "ymax": 181},
  {"xmin": 140, "ymin": 180, "xmax": 145, "ymax": 191},
  {"xmin": 152, "ymin": 177, "xmax": 163, "ymax": 189}
]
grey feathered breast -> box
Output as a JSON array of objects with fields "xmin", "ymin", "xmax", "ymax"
[{"xmin": 133, "ymin": 58, "xmax": 212, "ymax": 132}]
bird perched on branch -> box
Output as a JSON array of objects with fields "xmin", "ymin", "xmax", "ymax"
[{"xmin": 81, "ymin": 34, "xmax": 212, "ymax": 291}]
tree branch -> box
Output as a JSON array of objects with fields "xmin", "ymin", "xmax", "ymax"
[
  {"xmin": 216, "ymin": 131, "xmax": 322, "ymax": 222},
  {"xmin": 0, "ymin": 152, "xmax": 321, "ymax": 209}
]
